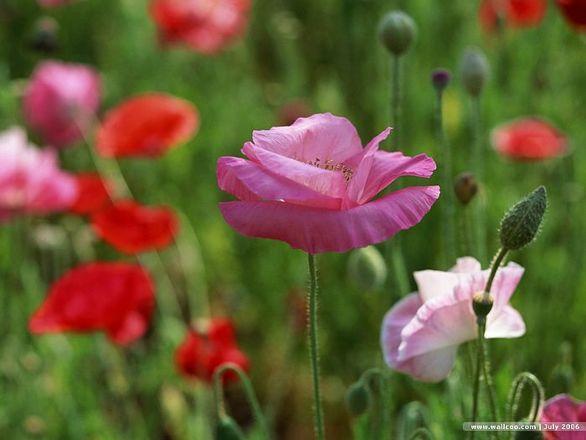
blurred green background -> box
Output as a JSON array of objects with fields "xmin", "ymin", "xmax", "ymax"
[{"xmin": 0, "ymin": 0, "xmax": 584, "ymax": 438}]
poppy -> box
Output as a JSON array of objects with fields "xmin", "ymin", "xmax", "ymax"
[
  {"xmin": 479, "ymin": 0, "xmax": 547, "ymax": 32},
  {"xmin": 96, "ymin": 93, "xmax": 198, "ymax": 158},
  {"xmin": 69, "ymin": 173, "xmax": 112, "ymax": 215},
  {"xmin": 149, "ymin": 0, "xmax": 251, "ymax": 54},
  {"xmin": 381, "ymin": 257, "xmax": 525, "ymax": 382},
  {"xmin": 491, "ymin": 117, "xmax": 567, "ymax": 161},
  {"xmin": 217, "ymin": 113, "xmax": 439, "ymax": 254},
  {"xmin": 541, "ymin": 394, "xmax": 586, "ymax": 440},
  {"xmin": 23, "ymin": 61, "xmax": 101, "ymax": 148},
  {"xmin": 91, "ymin": 200, "xmax": 179, "ymax": 254},
  {"xmin": 0, "ymin": 127, "xmax": 77, "ymax": 223},
  {"xmin": 29, "ymin": 262, "xmax": 155, "ymax": 345},
  {"xmin": 175, "ymin": 318, "xmax": 249, "ymax": 383},
  {"xmin": 556, "ymin": 0, "xmax": 586, "ymax": 31}
]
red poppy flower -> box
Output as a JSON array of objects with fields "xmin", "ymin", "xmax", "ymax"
[
  {"xmin": 557, "ymin": 0, "xmax": 586, "ymax": 31},
  {"xmin": 479, "ymin": 0, "xmax": 547, "ymax": 32},
  {"xmin": 175, "ymin": 318, "xmax": 249, "ymax": 383},
  {"xmin": 149, "ymin": 0, "xmax": 251, "ymax": 54},
  {"xmin": 91, "ymin": 200, "xmax": 179, "ymax": 254},
  {"xmin": 29, "ymin": 262, "xmax": 155, "ymax": 345},
  {"xmin": 96, "ymin": 93, "xmax": 198, "ymax": 158},
  {"xmin": 69, "ymin": 173, "xmax": 112, "ymax": 215},
  {"xmin": 491, "ymin": 117, "xmax": 567, "ymax": 161}
]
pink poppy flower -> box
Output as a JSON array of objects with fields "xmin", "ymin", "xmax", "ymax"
[
  {"xmin": 149, "ymin": 0, "xmax": 251, "ymax": 54},
  {"xmin": 217, "ymin": 113, "xmax": 439, "ymax": 254},
  {"xmin": 491, "ymin": 117, "xmax": 567, "ymax": 161},
  {"xmin": 381, "ymin": 257, "xmax": 525, "ymax": 382},
  {"xmin": 0, "ymin": 127, "xmax": 77, "ymax": 223},
  {"xmin": 23, "ymin": 61, "xmax": 100, "ymax": 148},
  {"xmin": 541, "ymin": 394, "xmax": 586, "ymax": 440}
]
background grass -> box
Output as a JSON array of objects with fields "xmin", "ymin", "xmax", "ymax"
[{"xmin": 0, "ymin": 0, "xmax": 584, "ymax": 438}]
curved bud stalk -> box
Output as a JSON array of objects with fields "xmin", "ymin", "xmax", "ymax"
[
  {"xmin": 398, "ymin": 401, "xmax": 431, "ymax": 440},
  {"xmin": 213, "ymin": 363, "xmax": 270, "ymax": 440},
  {"xmin": 506, "ymin": 372, "xmax": 545, "ymax": 424}
]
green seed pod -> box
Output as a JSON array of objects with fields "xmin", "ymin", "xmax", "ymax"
[
  {"xmin": 378, "ymin": 11, "xmax": 417, "ymax": 56},
  {"xmin": 215, "ymin": 415, "xmax": 245, "ymax": 440},
  {"xmin": 460, "ymin": 47, "xmax": 490, "ymax": 97},
  {"xmin": 499, "ymin": 186, "xmax": 547, "ymax": 251},
  {"xmin": 472, "ymin": 292, "xmax": 493, "ymax": 319},
  {"xmin": 345, "ymin": 381, "xmax": 371, "ymax": 416},
  {"xmin": 347, "ymin": 246, "xmax": 387, "ymax": 292},
  {"xmin": 454, "ymin": 172, "xmax": 478, "ymax": 205}
]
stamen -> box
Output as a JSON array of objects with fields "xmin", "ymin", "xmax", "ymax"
[{"xmin": 305, "ymin": 156, "xmax": 354, "ymax": 182}]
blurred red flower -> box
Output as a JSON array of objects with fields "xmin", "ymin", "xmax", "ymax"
[
  {"xmin": 175, "ymin": 318, "xmax": 249, "ymax": 383},
  {"xmin": 541, "ymin": 394, "xmax": 586, "ymax": 440},
  {"xmin": 479, "ymin": 0, "xmax": 547, "ymax": 32},
  {"xmin": 23, "ymin": 61, "xmax": 101, "ymax": 148},
  {"xmin": 491, "ymin": 117, "xmax": 567, "ymax": 161},
  {"xmin": 29, "ymin": 262, "xmax": 155, "ymax": 345},
  {"xmin": 149, "ymin": 0, "xmax": 251, "ymax": 54},
  {"xmin": 70, "ymin": 173, "xmax": 112, "ymax": 215},
  {"xmin": 96, "ymin": 93, "xmax": 198, "ymax": 158},
  {"xmin": 91, "ymin": 200, "xmax": 179, "ymax": 254},
  {"xmin": 557, "ymin": 0, "xmax": 586, "ymax": 31}
]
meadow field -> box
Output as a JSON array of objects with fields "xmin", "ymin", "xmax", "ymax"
[{"xmin": 0, "ymin": 0, "xmax": 584, "ymax": 438}]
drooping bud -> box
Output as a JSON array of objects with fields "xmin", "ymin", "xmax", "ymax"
[
  {"xmin": 472, "ymin": 292, "xmax": 493, "ymax": 320},
  {"xmin": 454, "ymin": 172, "xmax": 478, "ymax": 205},
  {"xmin": 460, "ymin": 48, "xmax": 490, "ymax": 97},
  {"xmin": 378, "ymin": 11, "xmax": 417, "ymax": 56},
  {"xmin": 499, "ymin": 186, "xmax": 547, "ymax": 251},
  {"xmin": 347, "ymin": 246, "xmax": 387, "ymax": 292},
  {"xmin": 431, "ymin": 68, "xmax": 451, "ymax": 92},
  {"xmin": 215, "ymin": 415, "xmax": 245, "ymax": 440},
  {"xmin": 345, "ymin": 381, "xmax": 371, "ymax": 416}
]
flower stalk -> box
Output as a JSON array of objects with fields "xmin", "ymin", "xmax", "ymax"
[{"xmin": 307, "ymin": 253, "xmax": 325, "ymax": 440}]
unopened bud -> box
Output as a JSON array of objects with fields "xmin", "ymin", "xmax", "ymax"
[
  {"xmin": 460, "ymin": 48, "xmax": 490, "ymax": 97},
  {"xmin": 431, "ymin": 68, "xmax": 451, "ymax": 92},
  {"xmin": 215, "ymin": 415, "xmax": 245, "ymax": 440},
  {"xmin": 472, "ymin": 292, "xmax": 493, "ymax": 319},
  {"xmin": 345, "ymin": 381, "xmax": 371, "ymax": 416},
  {"xmin": 347, "ymin": 246, "xmax": 387, "ymax": 292},
  {"xmin": 30, "ymin": 17, "xmax": 59, "ymax": 53},
  {"xmin": 454, "ymin": 172, "xmax": 478, "ymax": 205},
  {"xmin": 378, "ymin": 11, "xmax": 417, "ymax": 56},
  {"xmin": 499, "ymin": 186, "xmax": 547, "ymax": 251}
]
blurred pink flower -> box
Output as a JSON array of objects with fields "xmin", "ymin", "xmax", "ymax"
[
  {"xmin": 541, "ymin": 394, "xmax": 586, "ymax": 440},
  {"xmin": 38, "ymin": 0, "xmax": 76, "ymax": 7},
  {"xmin": 23, "ymin": 61, "xmax": 100, "ymax": 148},
  {"xmin": 217, "ymin": 113, "xmax": 439, "ymax": 254},
  {"xmin": 381, "ymin": 257, "xmax": 525, "ymax": 382},
  {"xmin": 0, "ymin": 127, "xmax": 77, "ymax": 222},
  {"xmin": 149, "ymin": 0, "xmax": 251, "ymax": 54}
]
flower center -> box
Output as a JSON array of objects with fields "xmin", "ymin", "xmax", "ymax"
[{"xmin": 306, "ymin": 157, "xmax": 354, "ymax": 182}]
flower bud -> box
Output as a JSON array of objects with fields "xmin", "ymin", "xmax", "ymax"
[
  {"xmin": 215, "ymin": 415, "xmax": 245, "ymax": 440},
  {"xmin": 345, "ymin": 381, "xmax": 371, "ymax": 416},
  {"xmin": 472, "ymin": 292, "xmax": 493, "ymax": 319},
  {"xmin": 431, "ymin": 68, "xmax": 451, "ymax": 92},
  {"xmin": 378, "ymin": 11, "xmax": 417, "ymax": 56},
  {"xmin": 454, "ymin": 172, "xmax": 478, "ymax": 205},
  {"xmin": 347, "ymin": 246, "xmax": 387, "ymax": 292},
  {"xmin": 30, "ymin": 17, "xmax": 59, "ymax": 53},
  {"xmin": 499, "ymin": 186, "xmax": 547, "ymax": 251},
  {"xmin": 460, "ymin": 48, "xmax": 490, "ymax": 97}
]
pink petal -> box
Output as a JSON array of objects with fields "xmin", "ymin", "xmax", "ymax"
[
  {"xmin": 542, "ymin": 394, "xmax": 586, "ymax": 433},
  {"xmin": 485, "ymin": 305, "xmax": 526, "ymax": 339},
  {"xmin": 217, "ymin": 156, "xmax": 341, "ymax": 209},
  {"xmin": 488, "ymin": 263, "xmax": 525, "ymax": 309},
  {"xmin": 346, "ymin": 128, "xmax": 436, "ymax": 206},
  {"xmin": 394, "ymin": 345, "xmax": 460, "ymax": 383},
  {"xmin": 251, "ymin": 113, "xmax": 363, "ymax": 163},
  {"xmin": 219, "ymin": 185, "xmax": 440, "ymax": 254},
  {"xmin": 413, "ymin": 270, "xmax": 460, "ymax": 303},
  {"xmin": 381, "ymin": 293, "xmax": 422, "ymax": 367},
  {"xmin": 242, "ymin": 142, "xmax": 347, "ymax": 198},
  {"xmin": 451, "ymin": 257, "xmax": 482, "ymax": 273}
]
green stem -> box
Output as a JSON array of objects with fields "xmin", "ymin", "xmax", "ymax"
[
  {"xmin": 485, "ymin": 247, "xmax": 509, "ymax": 298},
  {"xmin": 213, "ymin": 364, "xmax": 270, "ymax": 439},
  {"xmin": 480, "ymin": 333, "xmax": 499, "ymax": 425},
  {"xmin": 470, "ymin": 328, "xmax": 483, "ymax": 435},
  {"xmin": 435, "ymin": 88, "xmax": 456, "ymax": 267},
  {"xmin": 307, "ymin": 253, "xmax": 325, "ymax": 440}
]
